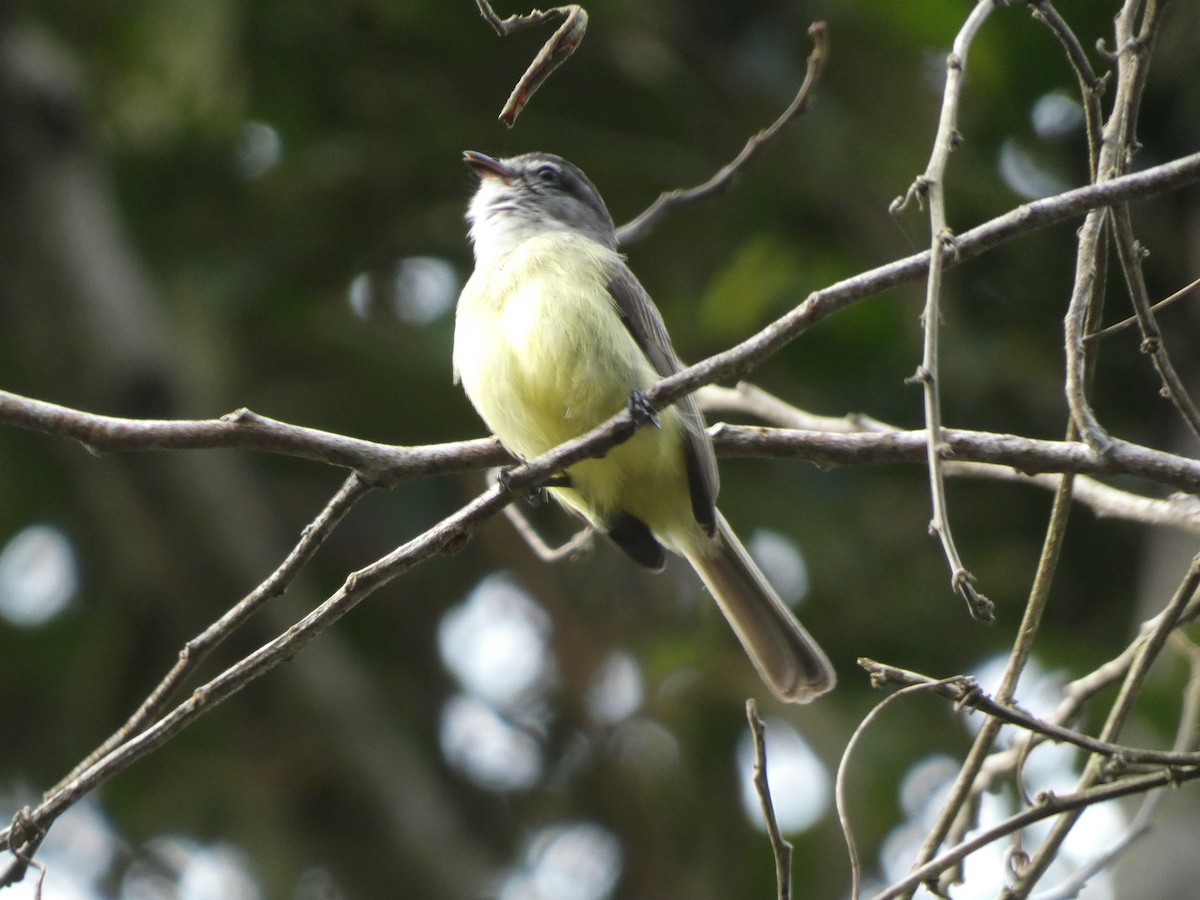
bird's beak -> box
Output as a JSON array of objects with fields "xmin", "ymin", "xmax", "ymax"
[{"xmin": 463, "ymin": 150, "xmax": 511, "ymax": 182}]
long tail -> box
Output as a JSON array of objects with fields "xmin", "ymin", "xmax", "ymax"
[{"xmin": 682, "ymin": 511, "xmax": 835, "ymax": 703}]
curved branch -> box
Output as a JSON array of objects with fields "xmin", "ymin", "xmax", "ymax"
[{"xmin": 474, "ymin": 2, "xmax": 588, "ymax": 127}]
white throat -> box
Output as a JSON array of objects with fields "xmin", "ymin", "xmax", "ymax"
[{"xmin": 467, "ymin": 180, "xmax": 566, "ymax": 265}]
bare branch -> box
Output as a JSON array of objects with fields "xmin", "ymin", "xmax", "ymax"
[
  {"xmin": 1011, "ymin": 543, "xmax": 1200, "ymax": 895},
  {"xmin": 1088, "ymin": 274, "xmax": 1200, "ymax": 340},
  {"xmin": 2, "ymin": 150, "xmax": 1197, "ymax": 492},
  {"xmin": 2, "ymin": 19, "xmax": 1200, "ymax": 883},
  {"xmin": 710, "ymin": 423, "xmax": 1200, "ymax": 495},
  {"xmin": 1, "ymin": 479, "xmax": 518, "ymax": 861},
  {"xmin": 615, "ymin": 22, "xmax": 829, "ymax": 245},
  {"xmin": 910, "ymin": 464, "xmax": 1078, "ymax": 892},
  {"xmin": 700, "ymin": 383, "xmax": 1200, "ymax": 532},
  {"xmin": 0, "ymin": 392, "xmax": 509, "ymax": 481},
  {"xmin": 47, "ymin": 473, "xmax": 375, "ymax": 796},
  {"xmin": 1110, "ymin": 204, "xmax": 1200, "ymax": 440},
  {"xmin": 836, "ymin": 678, "xmax": 965, "ymax": 900},
  {"xmin": 1033, "ymin": 634, "xmax": 1200, "ymax": 898},
  {"xmin": 1029, "ymin": 1, "xmax": 1108, "ymax": 176},
  {"xmin": 1011, "ymin": 3, "xmax": 1178, "ymax": 889},
  {"xmin": 859, "ymin": 659, "xmax": 1200, "ymax": 767},
  {"xmin": 642, "ymin": 150, "xmax": 1200, "ymax": 428},
  {"xmin": 870, "ymin": 767, "xmax": 1200, "ymax": 900},
  {"xmin": 897, "ymin": 0, "xmax": 998, "ymax": 624},
  {"xmin": 746, "ymin": 700, "xmax": 793, "ymax": 900},
  {"xmin": 474, "ymin": 2, "xmax": 587, "ymax": 127},
  {"xmin": 7, "ymin": 385, "xmax": 1199, "ymax": 528}
]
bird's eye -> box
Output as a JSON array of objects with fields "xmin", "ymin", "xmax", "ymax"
[{"xmin": 534, "ymin": 164, "xmax": 561, "ymax": 184}]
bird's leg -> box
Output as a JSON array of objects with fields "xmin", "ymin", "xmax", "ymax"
[{"xmin": 628, "ymin": 389, "xmax": 661, "ymax": 429}]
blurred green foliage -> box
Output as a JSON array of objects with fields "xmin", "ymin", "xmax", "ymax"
[{"xmin": 2, "ymin": 1, "xmax": 1199, "ymax": 898}]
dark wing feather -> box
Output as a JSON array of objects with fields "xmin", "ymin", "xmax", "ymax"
[{"xmin": 606, "ymin": 263, "xmax": 719, "ymax": 535}]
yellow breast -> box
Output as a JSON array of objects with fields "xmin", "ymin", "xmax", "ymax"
[{"xmin": 454, "ymin": 231, "xmax": 694, "ymax": 543}]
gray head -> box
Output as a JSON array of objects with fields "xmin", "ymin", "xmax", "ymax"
[{"xmin": 463, "ymin": 151, "xmax": 617, "ymax": 260}]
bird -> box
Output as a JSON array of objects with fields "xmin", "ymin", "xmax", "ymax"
[{"xmin": 453, "ymin": 150, "xmax": 834, "ymax": 703}]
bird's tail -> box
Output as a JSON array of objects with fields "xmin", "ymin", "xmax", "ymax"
[{"xmin": 682, "ymin": 511, "xmax": 835, "ymax": 703}]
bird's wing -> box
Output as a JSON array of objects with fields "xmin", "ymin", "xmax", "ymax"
[{"xmin": 606, "ymin": 262, "xmax": 719, "ymax": 535}]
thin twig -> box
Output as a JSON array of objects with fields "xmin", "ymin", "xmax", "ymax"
[
  {"xmin": 1029, "ymin": 1, "xmax": 1107, "ymax": 178},
  {"xmin": 904, "ymin": 457, "xmax": 1073, "ymax": 892},
  {"xmin": 837, "ymin": 678, "xmax": 963, "ymax": 900},
  {"xmin": 503, "ymin": 504, "xmax": 595, "ymax": 561},
  {"xmin": 860, "ymin": 659, "xmax": 1200, "ymax": 767},
  {"xmin": 895, "ymin": 0, "xmax": 997, "ymax": 623},
  {"xmin": 1026, "ymin": 591, "xmax": 1200, "ymax": 754},
  {"xmin": 616, "ymin": 22, "xmax": 829, "ymax": 246},
  {"xmin": 1031, "ymin": 634, "xmax": 1200, "ymax": 899},
  {"xmin": 746, "ymin": 700, "xmax": 793, "ymax": 900},
  {"xmin": 1007, "ymin": 552, "xmax": 1200, "ymax": 897},
  {"xmin": 872, "ymin": 556, "xmax": 1200, "ymax": 900},
  {"xmin": 698, "ymin": 383, "xmax": 893, "ymax": 434},
  {"xmin": 1109, "ymin": 204, "xmax": 1200, "ymax": 440},
  {"xmin": 869, "ymin": 767, "xmax": 1200, "ymax": 900},
  {"xmin": 937, "ymin": 439, "xmax": 1080, "ymax": 889},
  {"xmin": 0, "ymin": 809, "xmax": 45, "ymax": 892},
  {"xmin": 47, "ymin": 473, "xmax": 375, "ymax": 795},
  {"xmin": 1087, "ymin": 274, "xmax": 1200, "ymax": 340},
  {"xmin": 0, "ymin": 480, "xmax": 520, "ymax": 862},
  {"xmin": 1009, "ymin": 5, "xmax": 1175, "ymax": 891},
  {"xmin": 490, "ymin": 468, "xmax": 597, "ymax": 561},
  {"xmin": 1064, "ymin": 205, "xmax": 1115, "ymax": 451},
  {"xmin": 474, "ymin": 2, "xmax": 587, "ymax": 127},
  {"xmin": 640, "ymin": 151, "xmax": 1200, "ymax": 443}
]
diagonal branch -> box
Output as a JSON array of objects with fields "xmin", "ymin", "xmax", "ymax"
[
  {"xmin": 46, "ymin": 473, "xmax": 375, "ymax": 796},
  {"xmin": 870, "ymin": 766, "xmax": 1200, "ymax": 900},
  {"xmin": 615, "ymin": 22, "xmax": 829, "ymax": 246},
  {"xmin": 641, "ymin": 150, "xmax": 1200, "ymax": 422},
  {"xmin": 1, "ymin": 478, "xmax": 517, "ymax": 865},
  {"xmin": 1006, "ymin": 551, "xmax": 1200, "ymax": 896}
]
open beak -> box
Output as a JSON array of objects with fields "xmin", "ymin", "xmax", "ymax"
[{"xmin": 463, "ymin": 150, "xmax": 511, "ymax": 181}]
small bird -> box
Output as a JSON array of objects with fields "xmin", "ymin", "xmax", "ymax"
[{"xmin": 454, "ymin": 150, "xmax": 834, "ymax": 703}]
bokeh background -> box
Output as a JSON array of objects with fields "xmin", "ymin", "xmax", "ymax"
[{"xmin": 2, "ymin": 1, "xmax": 1200, "ymax": 898}]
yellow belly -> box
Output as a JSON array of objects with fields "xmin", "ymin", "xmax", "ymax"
[{"xmin": 454, "ymin": 233, "xmax": 694, "ymax": 544}]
